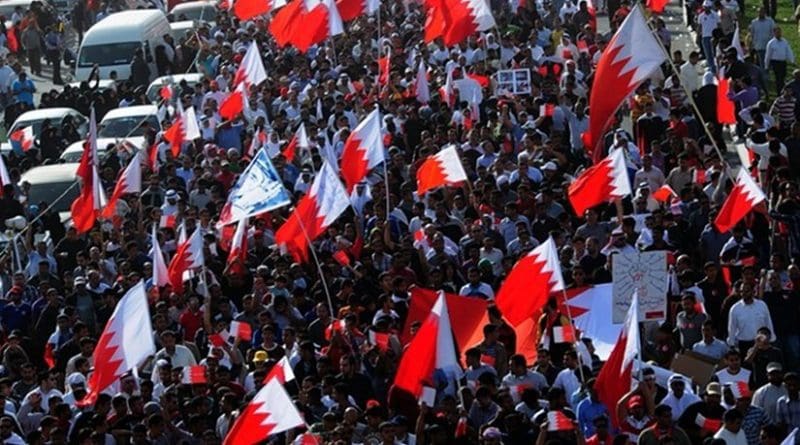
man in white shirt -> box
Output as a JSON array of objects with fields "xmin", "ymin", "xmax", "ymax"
[
  {"xmin": 634, "ymin": 154, "xmax": 666, "ymax": 192},
  {"xmin": 765, "ymin": 27, "xmax": 796, "ymax": 93},
  {"xmin": 679, "ymin": 51, "xmax": 702, "ymax": 93},
  {"xmin": 752, "ymin": 362, "xmax": 788, "ymax": 424},
  {"xmin": 0, "ymin": 58, "xmax": 15, "ymax": 109},
  {"xmin": 713, "ymin": 409, "xmax": 748, "ymax": 445},
  {"xmin": 553, "ymin": 350, "xmax": 582, "ymax": 406},
  {"xmin": 715, "ymin": 349, "xmax": 752, "ymax": 386},
  {"xmin": 153, "ymin": 330, "xmax": 197, "ymax": 370},
  {"xmin": 501, "ymin": 354, "xmax": 548, "ymax": 398},
  {"xmin": 459, "ymin": 267, "xmax": 495, "ymax": 300},
  {"xmin": 727, "ymin": 281, "xmax": 775, "ymax": 351},
  {"xmin": 21, "ymin": 371, "xmax": 63, "ymax": 412},
  {"xmin": 696, "ymin": 1, "xmax": 721, "ymax": 72}
]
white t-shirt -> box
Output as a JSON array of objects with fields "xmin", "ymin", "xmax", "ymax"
[{"xmin": 715, "ymin": 368, "xmax": 751, "ymax": 386}]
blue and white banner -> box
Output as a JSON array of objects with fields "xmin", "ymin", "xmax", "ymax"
[{"xmin": 217, "ymin": 148, "xmax": 291, "ymax": 227}]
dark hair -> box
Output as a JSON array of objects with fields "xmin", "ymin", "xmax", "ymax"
[
  {"xmin": 724, "ymin": 409, "xmax": 743, "ymax": 422},
  {"xmin": 654, "ymin": 405, "xmax": 672, "ymax": 417}
]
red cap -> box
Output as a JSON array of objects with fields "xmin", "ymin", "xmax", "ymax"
[{"xmin": 628, "ymin": 395, "xmax": 643, "ymax": 409}]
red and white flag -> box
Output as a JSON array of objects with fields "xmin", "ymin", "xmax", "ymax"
[
  {"xmin": 159, "ymin": 214, "xmax": 176, "ymax": 229},
  {"xmin": 335, "ymin": 0, "xmax": 378, "ymax": 21},
  {"xmin": 182, "ymin": 365, "xmax": 207, "ymax": 385},
  {"xmin": 263, "ymin": 355, "xmax": 296, "ymax": 384},
  {"xmin": 695, "ymin": 414, "xmax": 722, "ymax": 432},
  {"xmin": 9, "ymin": 126, "xmax": 34, "ymax": 152},
  {"xmin": 77, "ymin": 281, "xmax": 155, "ymax": 406},
  {"xmin": 547, "ymin": 411, "xmax": 575, "ymax": 431},
  {"xmin": 147, "ymin": 142, "xmax": 160, "ymax": 173},
  {"xmin": 220, "ymin": 42, "xmax": 268, "ymax": 120},
  {"xmin": 167, "ymin": 227, "xmax": 205, "ymax": 295},
  {"xmin": 646, "ymin": 0, "xmax": 668, "ymax": 13},
  {"xmin": 222, "ymin": 373, "xmax": 305, "ymax": 445},
  {"xmin": 553, "ymin": 325, "xmax": 576, "ymax": 343},
  {"xmin": 247, "ymin": 128, "xmax": 267, "ymax": 159},
  {"xmin": 269, "ymin": 0, "xmax": 344, "ymax": 53},
  {"xmin": 150, "ymin": 225, "xmax": 170, "ymax": 293},
  {"xmin": 727, "ymin": 381, "xmax": 752, "ymax": 400},
  {"xmin": 416, "ymin": 145, "xmax": 468, "ymax": 195},
  {"xmin": 651, "ymin": 184, "xmax": 677, "ymax": 203},
  {"xmin": 693, "ymin": 168, "xmax": 707, "ymax": 185},
  {"xmin": 159, "ymin": 85, "xmax": 173, "ymax": 102},
  {"xmin": 423, "ymin": 0, "xmax": 496, "ymax": 46},
  {"xmin": 101, "ymin": 152, "xmax": 142, "ymax": 219},
  {"xmin": 416, "ymin": 60, "xmax": 430, "ymax": 104},
  {"xmin": 340, "ymin": 109, "xmax": 384, "ymax": 192},
  {"xmin": 393, "ymin": 291, "xmax": 462, "ymax": 397},
  {"xmin": 164, "ymin": 103, "xmax": 200, "ymax": 158},
  {"xmin": 377, "ymin": 52, "xmax": 391, "ymax": 86},
  {"xmin": 282, "ymin": 123, "xmax": 309, "ymax": 163},
  {"xmin": 70, "ymin": 108, "xmax": 108, "ymax": 233},
  {"xmin": 585, "ymin": 5, "xmax": 666, "ymax": 161},
  {"xmin": 495, "ymin": 237, "xmax": 564, "ymax": 326},
  {"xmin": 369, "ymin": 330, "xmax": 391, "ymax": 352},
  {"xmin": 44, "ymin": 341, "xmax": 56, "ymax": 368},
  {"xmin": 225, "ymin": 219, "xmax": 249, "ymax": 276},
  {"xmin": 275, "ymin": 162, "xmax": 349, "ymax": 262},
  {"xmin": 717, "ymin": 74, "xmax": 737, "ymax": 125},
  {"xmin": 596, "ymin": 292, "xmax": 640, "ymax": 427},
  {"xmin": 714, "ymin": 168, "xmax": 765, "ymax": 233},
  {"xmin": 568, "ymin": 148, "xmax": 632, "ymax": 216},
  {"xmin": 230, "ymin": 321, "xmax": 253, "ymax": 342},
  {"xmin": 233, "ymin": 0, "xmax": 273, "ymax": 20},
  {"xmin": 439, "ymin": 67, "xmax": 455, "ymax": 108}
]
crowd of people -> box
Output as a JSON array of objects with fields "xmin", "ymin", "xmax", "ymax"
[{"xmin": 0, "ymin": 0, "xmax": 794, "ymax": 443}]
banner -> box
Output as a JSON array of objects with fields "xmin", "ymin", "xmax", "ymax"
[
  {"xmin": 217, "ymin": 148, "xmax": 291, "ymax": 227},
  {"xmin": 612, "ymin": 251, "xmax": 668, "ymax": 323}
]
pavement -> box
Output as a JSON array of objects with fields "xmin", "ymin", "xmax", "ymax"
[{"xmin": 25, "ymin": 28, "xmax": 79, "ymax": 95}]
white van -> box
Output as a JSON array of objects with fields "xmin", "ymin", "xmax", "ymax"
[{"xmin": 75, "ymin": 9, "xmax": 171, "ymax": 82}]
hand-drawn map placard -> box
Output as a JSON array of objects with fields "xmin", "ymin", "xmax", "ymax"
[{"xmin": 612, "ymin": 251, "xmax": 668, "ymax": 323}]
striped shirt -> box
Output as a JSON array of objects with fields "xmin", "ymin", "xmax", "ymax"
[
  {"xmin": 771, "ymin": 95, "xmax": 796, "ymax": 126},
  {"xmin": 741, "ymin": 405, "xmax": 767, "ymax": 445}
]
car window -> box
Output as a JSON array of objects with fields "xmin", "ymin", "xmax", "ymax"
[{"xmin": 99, "ymin": 115, "xmax": 160, "ymax": 137}]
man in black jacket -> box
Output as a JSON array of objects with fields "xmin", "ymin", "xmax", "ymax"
[{"xmin": 130, "ymin": 49, "xmax": 150, "ymax": 89}]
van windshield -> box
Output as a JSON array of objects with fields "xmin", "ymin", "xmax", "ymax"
[{"xmin": 78, "ymin": 42, "xmax": 140, "ymax": 67}]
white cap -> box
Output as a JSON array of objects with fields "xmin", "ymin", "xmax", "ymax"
[{"xmin": 67, "ymin": 372, "xmax": 86, "ymax": 387}]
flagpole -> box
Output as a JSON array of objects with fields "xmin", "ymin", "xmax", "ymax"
[
  {"xmin": 637, "ymin": 3, "xmax": 730, "ymax": 174},
  {"xmin": 277, "ymin": 172, "xmax": 335, "ymax": 317},
  {"xmin": 559, "ymin": 289, "xmax": 587, "ymax": 385},
  {"xmin": 293, "ymin": 214, "xmax": 336, "ymax": 318}
]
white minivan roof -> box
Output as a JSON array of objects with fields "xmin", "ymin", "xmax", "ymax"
[{"xmin": 83, "ymin": 9, "xmax": 168, "ymax": 44}]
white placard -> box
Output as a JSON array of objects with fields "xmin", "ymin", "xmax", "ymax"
[
  {"xmin": 420, "ymin": 386, "xmax": 436, "ymax": 407},
  {"xmin": 495, "ymin": 69, "xmax": 532, "ymax": 96},
  {"xmin": 612, "ymin": 251, "xmax": 668, "ymax": 323}
]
